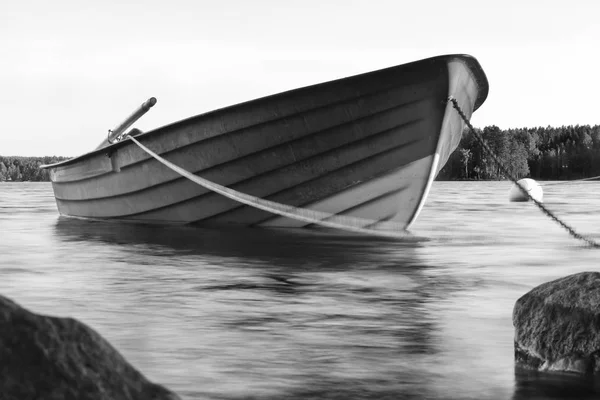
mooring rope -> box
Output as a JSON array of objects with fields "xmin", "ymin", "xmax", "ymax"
[
  {"xmin": 448, "ymin": 96, "xmax": 600, "ymax": 248},
  {"xmin": 126, "ymin": 135, "xmax": 413, "ymax": 239}
]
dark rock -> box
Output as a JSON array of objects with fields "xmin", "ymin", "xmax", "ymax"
[
  {"xmin": 0, "ymin": 294, "xmax": 180, "ymax": 400},
  {"xmin": 513, "ymin": 271, "xmax": 600, "ymax": 375}
]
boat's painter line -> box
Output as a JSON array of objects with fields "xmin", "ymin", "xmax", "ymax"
[
  {"xmin": 49, "ymin": 81, "xmax": 435, "ymax": 183},
  {"xmin": 53, "ymin": 116, "xmax": 426, "ymax": 203},
  {"xmin": 297, "ymin": 185, "xmax": 409, "ymax": 229},
  {"xmin": 119, "ymin": 136, "xmax": 425, "ymax": 221},
  {"xmin": 106, "ymin": 136, "xmax": 424, "ymax": 222},
  {"xmin": 126, "ymin": 136, "xmax": 411, "ymax": 237}
]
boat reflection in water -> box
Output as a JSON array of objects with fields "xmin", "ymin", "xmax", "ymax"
[
  {"xmin": 52, "ymin": 218, "xmax": 445, "ymax": 399},
  {"xmin": 53, "ymin": 217, "xmax": 427, "ymax": 266}
]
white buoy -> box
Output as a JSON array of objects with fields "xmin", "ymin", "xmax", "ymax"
[{"xmin": 508, "ymin": 178, "xmax": 543, "ymax": 203}]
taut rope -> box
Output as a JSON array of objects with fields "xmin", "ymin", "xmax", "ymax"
[
  {"xmin": 126, "ymin": 135, "xmax": 413, "ymax": 239},
  {"xmin": 448, "ymin": 96, "xmax": 600, "ymax": 248}
]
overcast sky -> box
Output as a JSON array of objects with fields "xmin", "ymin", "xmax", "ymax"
[{"xmin": 2, "ymin": 0, "xmax": 599, "ymax": 156}]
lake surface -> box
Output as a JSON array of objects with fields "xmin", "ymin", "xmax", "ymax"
[{"xmin": 1, "ymin": 181, "xmax": 599, "ymax": 399}]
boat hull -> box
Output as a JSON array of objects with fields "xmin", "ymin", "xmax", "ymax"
[{"xmin": 44, "ymin": 54, "xmax": 488, "ymax": 230}]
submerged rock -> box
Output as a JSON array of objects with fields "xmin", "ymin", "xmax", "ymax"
[
  {"xmin": 0, "ymin": 294, "xmax": 180, "ymax": 399},
  {"xmin": 513, "ymin": 271, "xmax": 600, "ymax": 375}
]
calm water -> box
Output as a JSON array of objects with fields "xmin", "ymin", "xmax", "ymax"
[{"xmin": 1, "ymin": 181, "xmax": 600, "ymax": 399}]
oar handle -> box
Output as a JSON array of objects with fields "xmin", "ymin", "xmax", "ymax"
[{"xmin": 107, "ymin": 97, "xmax": 157, "ymax": 144}]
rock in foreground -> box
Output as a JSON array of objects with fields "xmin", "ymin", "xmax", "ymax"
[
  {"xmin": 0, "ymin": 295, "xmax": 180, "ymax": 400},
  {"xmin": 513, "ymin": 271, "xmax": 600, "ymax": 375}
]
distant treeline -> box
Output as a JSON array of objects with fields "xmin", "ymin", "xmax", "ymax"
[
  {"xmin": 3, "ymin": 124, "xmax": 600, "ymax": 182},
  {"xmin": 438, "ymin": 124, "xmax": 600, "ymax": 181},
  {"xmin": 0, "ymin": 156, "xmax": 70, "ymax": 182}
]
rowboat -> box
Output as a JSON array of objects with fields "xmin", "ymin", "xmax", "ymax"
[{"xmin": 41, "ymin": 54, "xmax": 488, "ymax": 232}]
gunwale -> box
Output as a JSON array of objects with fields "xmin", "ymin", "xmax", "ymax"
[{"xmin": 41, "ymin": 54, "xmax": 488, "ymax": 170}]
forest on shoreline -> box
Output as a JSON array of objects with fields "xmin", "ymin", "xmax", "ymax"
[
  {"xmin": 2, "ymin": 124, "xmax": 600, "ymax": 182},
  {"xmin": 0, "ymin": 156, "xmax": 69, "ymax": 182},
  {"xmin": 438, "ymin": 124, "xmax": 600, "ymax": 181}
]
